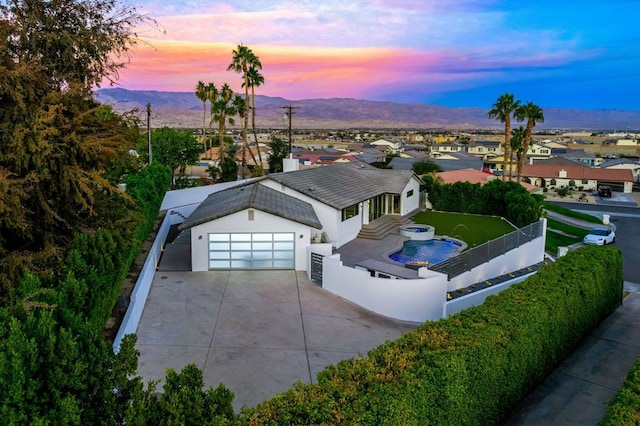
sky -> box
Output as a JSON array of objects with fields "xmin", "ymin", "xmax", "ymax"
[{"xmin": 112, "ymin": 0, "xmax": 640, "ymax": 111}]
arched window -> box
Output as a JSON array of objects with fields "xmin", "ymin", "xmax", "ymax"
[{"xmin": 550, "ymin": 178, "xmax": 556, "ymax": 186}]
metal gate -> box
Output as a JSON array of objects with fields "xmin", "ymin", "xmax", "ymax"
[{"xmin": 310, "ymin": 252, "xmax": 324, "ymax": 283}]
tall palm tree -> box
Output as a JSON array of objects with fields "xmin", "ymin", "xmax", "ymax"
[
  {"xmin": 232, "ymin": 93, "xmax": 257, "ymax": 169},
  {"xmin": 205, "ymin": 82, "xmax": 218, "ymax": 153},
  {"xmin": 194, "ymin": 81, "xmax": 208, "ymax": 150},
  {"xmin": 488, "ymin": 92, "xmax": 520, "ymax": 181},
  {"xmin": 211, "ymin": 83, "xmax": 236, "ymax": 164},
  {"xmin": 245, "ymin": 65, "xmax": 265, "ymax": 167},
  {"xmin": 510, "ymin": 126, "xmax": 526, "ymax": 181},
  {"xmin": 516, "ymin": 102, "xmax": 545, "ymax": 181},
  {"xmin": 228, "ymin": 44, "xmax": 262, "ymax": 178}
]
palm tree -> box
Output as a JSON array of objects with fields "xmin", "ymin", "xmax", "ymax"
[
  {"xmin": 211, "ymin": 83, "xmax": 236, "ymax": 164},
  {"xmin": 205, "ymin": 82, "xmax": 218, "ymax": 153},
  {"xmin": 194, "ymin": 81, "xmax": 208, "ymax": 150},
  {"xmin": 488, "ymin": 92, "xmax": 520, "ymax": 181},
  {"xmin": 510, "ymin": 126, "xmax": 526, "ymax": 181},
  {"xmin": 245, "ymin": 65, "xmax": 265, "ymax": 167},
  {"xmin": 516, "ymin": 102, "xmax": 545, "ymax": 181},
  {"xmin": 232, "ymin": 93, "xmax": 257, "ymax": 169},
  {"xmin": 228, "ymin": 44, "xmax": 262, "ymax": 178}
]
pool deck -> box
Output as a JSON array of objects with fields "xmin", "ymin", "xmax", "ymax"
[{"xmin": 333, "ymin": 234, "xmax": 409, "ymax": 268}]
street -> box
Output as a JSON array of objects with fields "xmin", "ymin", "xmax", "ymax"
[{"xmin": 550, "ymin": 201, "xmax": 640, "ymax": 283}]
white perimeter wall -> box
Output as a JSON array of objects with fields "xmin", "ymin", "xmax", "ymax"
[
  {"xmin": 321, "ymin": 254, "xmax": 449, "ymax": 322},
  {"xmin": 446, "ymin": 232, "xmax": 546, "ymax": 292},
  {"xmin": 445, "ymin": 272, "xmax": 536, "ymax": 317},
  {"xmin": 317, "ymin": 220, "xmax": 547, "ymax": 323},
  {"xmin": 190, "ymin": 209, "xmax": 313, "ymax": 271}
]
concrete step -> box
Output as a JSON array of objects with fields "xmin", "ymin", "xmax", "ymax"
[{"xmin": 358, "ymin": 215, "xmax": 413, "ymax": 240}]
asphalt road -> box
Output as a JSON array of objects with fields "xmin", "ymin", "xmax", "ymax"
[{"xmin": 549, "ymin": 201, "xmax": 640, "ymax": 283}]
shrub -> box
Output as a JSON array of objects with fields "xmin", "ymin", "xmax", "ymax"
[
  {"xmin": 238, "ymin": 246, "xmax": 622, "ymax": 424},
  {"xmin": 601, "ymin": 355, "xmax": 640, "ymax": 425}
]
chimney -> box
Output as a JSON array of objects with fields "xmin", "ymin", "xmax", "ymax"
[{"xmin": 283, "ymin": 154, "xmax": 299, "ymax": 173}]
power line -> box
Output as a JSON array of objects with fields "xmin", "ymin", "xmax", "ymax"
[{"xmin": 280, "ymin": 105, "xmax": 299, "ymax": 154}]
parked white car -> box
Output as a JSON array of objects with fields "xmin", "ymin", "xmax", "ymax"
[{"xmin": 583, "ymin": 228, "xmax": 616, "ymax": 245}]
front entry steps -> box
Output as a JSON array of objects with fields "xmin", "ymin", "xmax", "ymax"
[{"xmin": 357, "ymin": 215, "xmax": 413, "ymax": 240}]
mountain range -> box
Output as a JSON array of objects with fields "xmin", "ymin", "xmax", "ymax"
[{"xmin": 96, "ymin": 88, "xmax": 640, "ymax": 131}]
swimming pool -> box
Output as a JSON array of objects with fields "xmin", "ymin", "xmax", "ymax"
[{"xmin": 389, "ymin": 239, "xmax": 462, "ymax": 266}]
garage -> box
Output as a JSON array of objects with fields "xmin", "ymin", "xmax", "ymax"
[{"xmin": 208, "ymin": 232, "xmax": 295, "ymax": 269}]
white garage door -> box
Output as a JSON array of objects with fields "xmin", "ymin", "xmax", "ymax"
[{"xmin": 208, "ymin": 232, "xmax": 295, "ymax": 269}]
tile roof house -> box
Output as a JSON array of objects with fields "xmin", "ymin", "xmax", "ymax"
[
  {"xmin": 437, "ymin": 168, "xmax": 537, "ymax": 191},
  {"xmin": 179, "ymin": 162, "xmax": 423, "ymax": 271},
  {"xmin": 599, "ymin": 158, "xmax": 640, "ymax": 183},
  {"xmin": 521, "ymin": 164, "xmax": 634, "ymax": 192}
]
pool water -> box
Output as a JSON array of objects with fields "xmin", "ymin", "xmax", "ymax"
[{"xmin": 389, "ymin": 239, "xmax": 461, "ymax": 265}]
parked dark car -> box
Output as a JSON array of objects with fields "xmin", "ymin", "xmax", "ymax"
[{"xmin": 598, "ymin": 185, "xmax": 612, "ymax": 198}]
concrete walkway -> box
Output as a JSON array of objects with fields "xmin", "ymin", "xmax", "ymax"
[
  {"xmin": 134, "ymin": 270, "xmax": 417, "ymax": 412},
  {"xmin": 502, "ymin": 284, "xmax": 640, "ymax": 425}
]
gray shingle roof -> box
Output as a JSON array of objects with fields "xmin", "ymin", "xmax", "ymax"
[
  {"xmin": 267, "ymin": 162, "xmax": 417, "ymax": 209},
  {"xmin": 179, "ymin": 182, "xmax": 322, "ymax": 230},
  {"xmin": 388, "ymin": 157, "xmax": 484, "ymax": 172}
]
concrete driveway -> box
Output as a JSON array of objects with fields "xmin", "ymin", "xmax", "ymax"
[{"xmin": 134, "ymin": 270, "xmax": 417, "ymax": 411}]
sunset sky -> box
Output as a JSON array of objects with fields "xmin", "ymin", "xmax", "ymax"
[{"xmin": 113, "ymin": 0, "xmax": 640, "ymax": 110}]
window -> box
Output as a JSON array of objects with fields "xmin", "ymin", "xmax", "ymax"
[
  {"xmin": 407, "ymin": 189, "xmax": 414, "ymax": 197},
  {"xmin": 341, "ymin": 203, "xmax": 359, "ymax": 221}
]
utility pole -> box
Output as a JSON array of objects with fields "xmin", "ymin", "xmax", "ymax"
[
  {"xmin": 280, "ymin": 105, "xmax": 299, "ymax": 154},
  {"xmin": 147, "ymin": 102, "xmax": 152, "ymax": 164}
]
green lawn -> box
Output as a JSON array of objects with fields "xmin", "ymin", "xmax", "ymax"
[
  {"xmin": 543, "ymin": 201, "xmax": 602, "ymax": 224},
  {"xmin": 411, "ymin": 211, "xmax": 516, "ymax": 249},
  {"xmin": 545, "ymin": 218, "xmax": 591, "ymax": 254}
]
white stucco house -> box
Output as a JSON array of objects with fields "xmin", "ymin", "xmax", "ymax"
[{"xmin": 179, "ymin": 162, "xmax": 423, "ymax": 272}]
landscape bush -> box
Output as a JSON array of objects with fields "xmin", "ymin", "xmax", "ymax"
[
  {"xmin": 238, "ymin": 246, "xmax": 622, "ymax": 424},
  {"xmin": 601, "ymin": 355, "xmax": 640, "ymax": 425},
  {"xmin": 0, "ymin": 163, "xmax": 176, "ymax": 424}
]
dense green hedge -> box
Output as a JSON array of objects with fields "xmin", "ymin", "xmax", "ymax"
[
  {"xmin": 238, "ymin": 246, "xmax": 622, "ymax": 424},
  {"xmin": 600, "ymin": 355, "xmax": 640, "ymax": 424},
  {"xmin": 425, "ymin": 178, "xmax": 543, "ymax": 227},
  {"xmin": 0, "ymin": 163, "xmax": 173, "ymax": 424}
]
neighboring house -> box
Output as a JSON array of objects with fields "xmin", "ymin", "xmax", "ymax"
[
  {"xmin": 562, "ymin": 149, "xmax": 600, "ymax": 167},
  {"xmin": 533, "ymin": 156, "xmax": 589, "ymax": 167},
  {"xmin": 482, "ymin": 155, "xmax": 516, "ymax": 177},
  {"xmin": 526, "ymin": 142, "xmax": 552, "ymax": 161},
  {"xmin": 521, "ymin": 164, "xmax": 634, "ymax": 192},
  {"xmin": 600, "ymin": 158, "xmax": 640, "ymax": 183},
  {"xmin": 370, "ymin": 139, "xmax": 404, "ymax": 154},
  {"xmin": 437, "ymin": 168, "xmax": 537, "ymax": 191},
  {"xmin": 540, "ymin": 140, "xmax": 568, "ymax": 155},
  {"xmin": 179, "ymin": 162, "xmax": 423, "ymax": 272},
  {"xmin": 388, "ymin": 156, "xmax": 484, "ymax": 172},
  {"xmin": 431, "ymin": 141, "xmax": 465, "ymax": 155},
  {"xmin": 296, "ymin": 153, "xmax": 360, "ymax": 166},
  {"xmin": 467, "ymin": 140, "xmax": 502, "ymax": 159}
]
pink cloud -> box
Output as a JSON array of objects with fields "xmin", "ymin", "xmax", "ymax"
[{"xmin": 110, "ymin": 38, "xmax": 583, "ymax": 102}]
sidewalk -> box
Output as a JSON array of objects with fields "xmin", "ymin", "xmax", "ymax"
[
  {"xmin": 503, "ymin": 208, "xmax": 637, "ymax": 425},
  {"xmin": 502, "ymin": 286, "xmax": 640, "ymax": 425}
]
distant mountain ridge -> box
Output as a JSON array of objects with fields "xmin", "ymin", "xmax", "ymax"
[{"xmin": 96, "ymin": 88, "xmax": 640, "ymax": 130}]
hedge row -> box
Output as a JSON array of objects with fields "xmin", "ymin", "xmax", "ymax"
[
  {"xmin": 238, "ymin": 246, "xmax": 623, "ymax": 424},
  {"xmin": 600, "ymin": 354, "xmax": 640, "ymax": 424},
  {"xmin": 425, "ymin": 178, "xmax": 543, "ymax": 227},
  {"xmin": 0, "ymin": 163, "xmax": 173, "ymax": 424}
]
